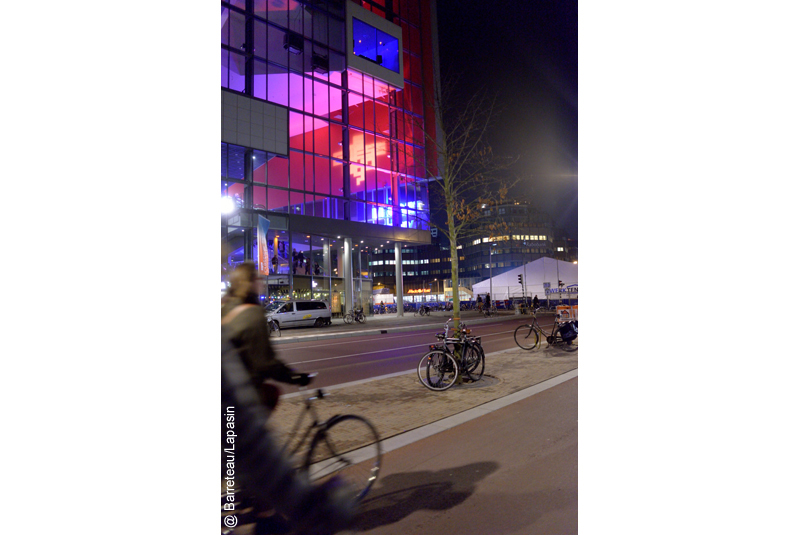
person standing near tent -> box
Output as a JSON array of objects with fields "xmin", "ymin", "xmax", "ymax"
[
  {"xmin": 476, "ymin": 294, "xmax": 483, "ymax": 312},
  {"xmin": 486, "ymin": 293, "xmax": 491, "ymax": 309},
  {"xmin": 533, "ymin": 294, "xmax": 539, "ymax": 311}
]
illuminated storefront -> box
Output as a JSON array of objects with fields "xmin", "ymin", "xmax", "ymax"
[{"xmin": 221, "ymin": 0, "xmax": 438, "ymax": 315}]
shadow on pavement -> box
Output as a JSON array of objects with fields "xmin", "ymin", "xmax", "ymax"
[{"xmin": 349, "ymin": 461, "xmax": 499, "ymax": 531}]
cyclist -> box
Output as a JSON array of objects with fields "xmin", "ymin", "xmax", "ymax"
[
  {"xmin": 223, "ymin": 262, "xmax": 310, "ymax": 406},
  {"xmin": 222, "ymin": 337, "xmax": 354, "ymax": 535}
]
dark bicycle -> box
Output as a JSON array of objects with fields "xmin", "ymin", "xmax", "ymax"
[
  {"xmin": 278, "ymin": 374, "xmax": 382, "ymax": 504},
  {"xmin": 514, "ymin": 309, "xmax": 578, "ymax": 352},
  {"xmin": 417, "ymin": 319, "xmax": 485, "ymax": 391}
]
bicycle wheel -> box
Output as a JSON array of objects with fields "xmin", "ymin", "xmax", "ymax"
[
  {"xmin": 305, "ymin": 415, "xmax": 382, "ymax": 503},
  {"xmin": 419, "ymin": 351, "xmax": 459, "ymax": 391},
  {"xmin": 560, "ymin": 334, "xmax": 579, "ymax": 352},
  {"xmin": 463, "ymin": 344, "xmax": 484, "ymax": 382},
  {"xmin": 356, "ymin": 314, "xmax": 366, "ymax": 324},
  {"xmin": 514, "ymin": 324, "xmax": 539, "ymax": 350},
  {"xmin": 343, "ymin": 313, "xmax": 353, "ymax": 324}
]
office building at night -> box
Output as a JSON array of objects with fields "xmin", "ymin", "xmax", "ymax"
[{"xmin": 221, "ymin": 0, "xmax": 439, "ymax": 315}]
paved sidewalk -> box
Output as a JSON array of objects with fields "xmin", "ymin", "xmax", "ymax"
[{"xmin": 266, "ymin": 342, "xmax": 578, "ymax": 455}]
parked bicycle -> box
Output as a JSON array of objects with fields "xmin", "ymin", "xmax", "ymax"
[
  {"xmin": 513, "ymin": 309, "xmax": 578, "ymax": 352},
  {"xmin": 414, "ymin": 303, "xmax": 431, "ymax": 316},
  {"xmin": 275, "ymin": 374, "xmax": 382, "ymax": 504},
  {"xmin": 417, "ymin": 319, "xmax": 485, "ymax": 391},
  {"xmin": 343, "ymin": 308, "xmax": 366, "ymax": 324},
  {"xmin": 483, "ymin": 304, "xmax": 498, "ymax": 317}
]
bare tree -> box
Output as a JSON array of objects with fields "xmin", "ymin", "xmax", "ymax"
[{"xmin": 418, "ymin": 81, "xmax": 517, "ymax": 330}]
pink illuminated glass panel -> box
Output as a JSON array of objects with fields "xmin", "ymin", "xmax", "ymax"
[{"xmin": 267, "ymin": 156, "xmax": 289, "ymax": 188}]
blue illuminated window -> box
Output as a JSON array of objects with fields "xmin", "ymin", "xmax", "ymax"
[{"xmin": 352, "ymin": 18, "xmax": 399, "ymax": 73}]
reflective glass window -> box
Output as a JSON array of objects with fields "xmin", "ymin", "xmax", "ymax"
[
  {"xmin": 267, "ymin": 155, "xmax": 288, "ymax": 188},
  {"xmin": 267, "ymin": 64, "xmax": 289, "ymax": 107},
  {"xmin": 289, "ymin": 150, "xmax": 304, "ymax": 190},
  {"xmin": 331, "ymin": 159, "xmax": 344, "ymax": 197}
]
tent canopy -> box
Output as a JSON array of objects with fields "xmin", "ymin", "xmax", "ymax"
[{"xmin": 470, "ymin": 257, "xmax": 578, "ymax": 301}]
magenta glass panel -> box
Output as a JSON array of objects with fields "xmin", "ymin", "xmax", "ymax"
[
  {"xmin": 348, "ymin": 92, "xmax": 364, "ymax": 130},
  {"xmin": 414, "ymin": 146, "xmax": 426, "ymax": 178},
  {"xmin": 331, "ymin": 159, "xmax": 344, "ymax": 196},
  {"xmin": 289, "ymin": 151, "xmax": 304, "ymax": 190},
  {"xmin": 314, "ymin": 156, "xmax": 330, "ymax": 195},
  {"xmin": 364, "ymin": 100, "xmax": 376, "ymax": 134},
  {"xmin": 267, "ymin": 0, "xmax": 288, "ymax": 26},
  {"xmin": 267, "ymin": 64, "xmax": 289, "ymax": 107},
  {"xmin": 267, "ymin": 155, "xmax": 289, "ymax": 188},
  {"xmin": 289, "ymin": 72, "xmax": 304, "ymax": 111},
  {"xmin": 401, "ymin": 21, "xmax": 409, "ymax": 51},
  {"xmin": 253, "ymin": 186, "xmax": 267, "ymax": 210},
  {"xmin": 403, "ymin": 112, "xmax": 414, "ymax": 144},
  {"xmin": 230, "ymin": 54, "xmax": 246, "ymax": 92},
  {"xmin": 304, "ymin": 114, "xmax": 316, "ymax": 151},
  {"xmin": 350, "ymin": 163, "xmax": 365, "ymax": 198},
  {"xmin": 303, "ymin": 76, "xmax": 314, "ymax": 113},
  {"xmin": 362, "ymin": 74, "xmax": 375, "ymax": 100},
  {"xmin": 330, "ymin": 125, "xmax": 344, "ymax": 159},
  {"xmin": 375, "ymin": 135, "xmax": 390, "ymax": 170},
  {"xmin": 347, "ymin": 69, "xmax": 363, "ymax": 94},
  {"xmin": 364, "ymin": 167, "xmax": 377, "ymax": 198},
  {"xmin": 350, "ymin": 129, "xmax": 365, "ymax": 164},
  {"xmin": 413, "ymin": 120, "xmax": 424, "ymax": 147},
  {"xmin": 289, "ymin": 112, "xmax": 304, "ymax": 150},
  {"xmin": 377, "ymin": 169, "xmax": 392, "ymax": 199},
  {"xmin": 289, "ymin": 191, "xmax": 305, "ymax": 215},
  {"xmin": 329, "ymin": 86, "xmax": 343, "ymax": 121},
  {"xmin": 313, "ymin": 80, "xmax": 329, "ymax": 117},
  {"xmin": 312, "ymin": 118, "xmax": 329, "ymax": 156},
  {"xmin": 305, "ymin": 153, "xmax": 314, "ymax": 192},
  {"xmin": 403, "ymin": 51, "xmax": 411, "ymax": 81},
  {"xmin": 267, "ymin": 187, "xmax": 289, "ymax": 212},
  {"xmin": 411, "ymin": 85, "xmax": 423, "ymax": 116},
  {"xmin": 364, "ymin": 132, "xmax": 376, "ymax": 167}
]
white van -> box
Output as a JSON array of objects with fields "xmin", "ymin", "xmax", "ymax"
[{"xmin": 265, "ymin": 300, "xmax": 332, "ymax": 329}]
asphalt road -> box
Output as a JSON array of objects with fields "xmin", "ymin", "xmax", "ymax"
[
  {"xmin": 345, "ymin": 376, "xmax": 579, "ymax": 535},
  {"xmin": 272, "ymin": 315, "xmax": 560, "ymax": 390}
]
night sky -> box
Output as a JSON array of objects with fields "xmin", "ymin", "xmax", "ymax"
[{"xmin": 436, "ymin": 0, "xmax": 578, "ymax": 238}]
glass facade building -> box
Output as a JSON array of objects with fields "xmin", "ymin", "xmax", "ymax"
[{"xmin": 221, "ymin": 0, "xmax": 439, "ymax": 315}]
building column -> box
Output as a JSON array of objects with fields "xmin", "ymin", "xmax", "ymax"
[
  {"xmin": 394, "ymin": 242, "xmax": 404, "ymax": 316},
  {"xmin": 343, "ymin": 238, "xmax": 354, "ymax": 312}
]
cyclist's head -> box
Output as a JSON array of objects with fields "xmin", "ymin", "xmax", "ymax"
[{"xmin": 227, "ymin": 261, "xmax": 258, "ymax": 300}]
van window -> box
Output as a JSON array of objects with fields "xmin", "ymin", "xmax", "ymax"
[
  {"xmin": 313, "ymin": 302, "xmax": 327, "ymax": 310},
  {"xmin": 295, "ymin": 302, "xmax": 313, "ymax": 311}
]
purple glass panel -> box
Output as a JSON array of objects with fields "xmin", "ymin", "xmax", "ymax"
[{"xmin": 267, "ymin": 64, "xmax": 289, "ymax": 106}]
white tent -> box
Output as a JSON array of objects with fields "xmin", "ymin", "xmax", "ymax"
[{"xmin": 471, "ymin": 257, "xmax": 578, "ymax": 302}]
